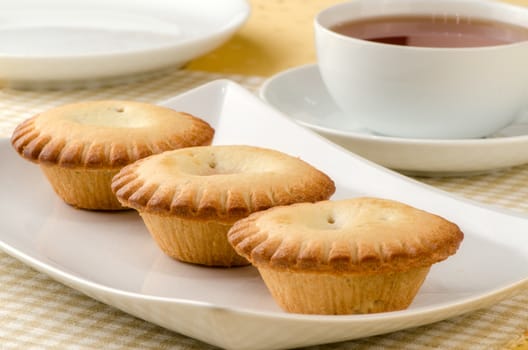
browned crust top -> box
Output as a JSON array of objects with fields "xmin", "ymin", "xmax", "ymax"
[
  {"xmin": 10, "ymin": 100, "xmax": 214, "ymax": 168},
  {"xmin": 227, "ymin": 197, "xmax": 464, "ymax": 274},
  {"xmin": 111, "ymin": 145, "xmax": 336, "ymax": 222}
]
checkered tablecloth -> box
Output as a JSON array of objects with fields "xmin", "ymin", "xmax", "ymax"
[{"xmin": 0, "ymin": 68, "xmax": 527, "ymax": 349}]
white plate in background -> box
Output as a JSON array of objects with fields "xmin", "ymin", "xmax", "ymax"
[
  {"xmin": 1, "ymin": 80, "xmax": 527, "ymax": 350},
  {"xmin": 260, "ymin": 64, "xmax": 528, "ymax": 176},
  {"xmin": 0, "ymin": 0, "xmax": 249, "ymax": 87}
]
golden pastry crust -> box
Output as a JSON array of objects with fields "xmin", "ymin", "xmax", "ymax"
[
  {"xmin": 228, "ymin": 197, "xmax": 464, "ymax": 274},
  {"xmin": 112, "ymin": 145, "xmax": 336, "ymax": 222},
  {"xmin": 257, "ymin": 266, "xmax": 430, "ymax": 314},
  {"xmin": 11, "ymin": 100, "xmax": 214, "ymax": 168},
  {"xmin": 140, "ymin": 212, "xmax": 249, "ymax": 266}
]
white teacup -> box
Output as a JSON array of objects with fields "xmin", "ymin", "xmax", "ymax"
[{"xmin": 315, "ymin": 0, "xmax": 528, "ymax": 139}]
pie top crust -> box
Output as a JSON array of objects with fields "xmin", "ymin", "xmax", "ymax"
[
  {"xmin": 10, "ymin": 100, "xmax": 214, "ymax": 168},
  {"xmin": 112, "ymin": 145, "xmax": 336, "ymax": 222},
  {"xmin": 228, "ymin": 197, "xmax": 464, "ymax": 274}
]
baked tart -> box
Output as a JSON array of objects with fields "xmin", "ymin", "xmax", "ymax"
[
  {"xmin": 11, "ymin": 100, "xmax": 214, "ymax": 210},
  {"xmin": 112, "ymin": 145, "xmax": 336, "ymax": 266},
  {"xmin": 228, "ymin": 197, "xmax": 464, "ymax": 314}
]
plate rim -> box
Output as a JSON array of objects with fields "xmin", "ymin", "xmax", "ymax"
[
  {"xmin": 0, "ymin": 0, "xmax": 250, "ymax": 59},
  {"xmin": 1, "ymin": 211, "xmax": 526, "ymax": 324},
  {"xmin": 0, "ymin": 0, "xmax": 250, "ymax": 83}
]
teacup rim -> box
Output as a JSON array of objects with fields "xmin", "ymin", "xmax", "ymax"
[{"xmin": 314, "ymin": 0, "xmax": 528, "ymax": 52}]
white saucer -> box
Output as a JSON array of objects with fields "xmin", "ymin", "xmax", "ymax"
[
  {"xmin": 0, "ymin": 0, "xmax": 249, "ymax": 88},
  {"xmin": 260, "ymin": 64, "xmax": 528, "ymax": 176}
]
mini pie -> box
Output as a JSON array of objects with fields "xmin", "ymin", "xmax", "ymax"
[
  {"xmin": 228, "ymin": 197, "xmax": 464, "ymax": 314},
  {"xmin": 111, "ymin": 145, "xmax": 336, "ymax": 266},
  {"xmin": 10, "ymin": 100, "xmax": 214, "ymax": 210}
]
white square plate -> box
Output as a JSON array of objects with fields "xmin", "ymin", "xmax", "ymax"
[{"xmin": 1, "ymin": 80, "xmax": 527, "ymax": 350}]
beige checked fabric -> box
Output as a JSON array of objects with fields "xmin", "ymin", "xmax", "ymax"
[{"xmin": 0, "ymin": 68, "xmax": 527, "ymax": 349}]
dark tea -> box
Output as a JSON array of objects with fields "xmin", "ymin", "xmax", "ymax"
[{"xmin": 330, "ymin": 15, "xmax": 528, "ymax": 47}]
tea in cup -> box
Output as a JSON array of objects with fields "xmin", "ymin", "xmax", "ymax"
[{"xmin": 315, "ymin": 0, "xmax": 528, "ymax": 139}]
